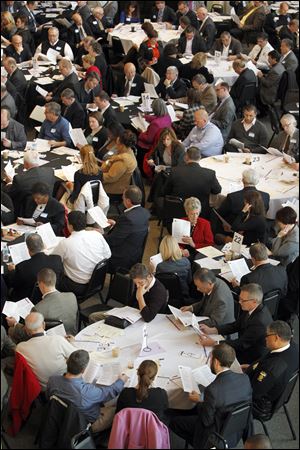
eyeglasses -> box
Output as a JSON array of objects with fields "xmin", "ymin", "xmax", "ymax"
[
  {"xmin": 239, "ymin": 298, "xmax": 254, "ymax": 303},
  {"xmin": 265, "ymin": 333, "xmax": 277, "ymax": 338}
]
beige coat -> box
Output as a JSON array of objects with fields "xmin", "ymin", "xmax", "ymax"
[{"xmin": 102, "ymin": 150, "xmax": 137, "ymax": 194}]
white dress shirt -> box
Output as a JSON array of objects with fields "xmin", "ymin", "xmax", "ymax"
[
  {"xmin": 53, "ymin": 230, "xmax": 111, "ymax": 284},
  {"xmin": 248, "ymin": 42, "xmax": 274, "ymax": 70},
  {"xmin": 35, "ymin": 40, "xmax": 74, "ymax": 62},
  {"xmin": 185, "ymin": 38, "xmax": 193, "ymax": 56},
  {"xmin": 271, "ymin": 343, "xmax": 290, "ymax": 353}
]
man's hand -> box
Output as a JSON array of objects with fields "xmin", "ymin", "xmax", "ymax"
[
  {"xmin": 256, "ymin": 70, "xmax": 263, "ymax": 78},
  {"xmin": 164, "ymin": 78, "xmax": 171, "ymax": 87},
  {"xmin": 231, "ymin": 278, "xmax": 240, "ymax": 288},
  {"xmin": 189, "ymin": 390, "xmax": 200, "ymax": 403},
  {"xmin": 7, "ymin": 263, "xmax": 15, "ymax": 271},
  {"xmin": 16, "ymin": 218, "xmax": 24, "ymax": 225},
  {"xmin": 107, "ymin": 219, "xmax": 116, "ymax": 227},
  {"xmin": 119, "ymin": 373, "xmax": 129, "ymax": 383},
  {"xmin": 2, "ymin": 138, "xmax": 11, "ymax": 148},
  {"xmin": 198, "ymin": 334, "xmax": 216, "ymax": 347},
  {"xmin": 45, "ymin": 93, "xmax": 53, "ymax": 102},
  {"xmin": 223, "ymin": 223, "xmax": 232, "ymax": 233},
  {"xmin": 48, "ymin": 140, "xmax": 59, "ymax": 148},
  {"xmin": 182, "ymin": 249, "xmax": 190, "ymax": 258},
  {"xmin": 147, "ymin": 159, "xmax": 155, "ymax": 166},
  {"xmin": 199, "ymin": 324, "xmax": 216, "ymax": 335},
  {"xmin": 65, "ymin": 335, "xmax": 75, "ymax": 343},
  {"xmin": 278, "ymin": 225, "xmax": 293, "ymax": 238},
  {"xmin": 242, "ymin": 147, "xmax": 251, "ymax": 153},
  {"xmin": 181, "ymin": 236, "xmax": 195, "ymax": 247},
  {"xmin": 6, "ymin": 316, "xmax": 17, "ymax": 327},
  {"xmin": 180, "ymin": 305, "xmax": 192, "ymax": 313}
]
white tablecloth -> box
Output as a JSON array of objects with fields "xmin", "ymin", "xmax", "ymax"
[
  {"xmin": 75, "ymin": 314, "xmax": 240, "ymax": 409},
  {"xmin": 200, "ymin": 153, "xmax": 299, "ymax": 219}
]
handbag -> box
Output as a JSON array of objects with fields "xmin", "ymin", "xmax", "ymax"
[
  {"xmin": 104, "ymin": 315, "xmax": 131, "ymax": 329},
  {"xmin": 71, "ymin": 426, "xmax": 96, "ymax": 449}
]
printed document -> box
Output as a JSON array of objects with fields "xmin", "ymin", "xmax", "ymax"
[{"xmin": 172, "ymin": 218, "xmax": 190, "ymax": 244}]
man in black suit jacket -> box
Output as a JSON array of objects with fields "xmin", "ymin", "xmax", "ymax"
[
  {"xmin": 19, "ymin": 182, "xmax": 65, "ymax": 236},
  {"xmin": 115, "ymin": 63, "xmax": 145, "ymax": 97},
  {"xmin": 210, "ymin": 32, "xmax": 243, "ymax": 58},
  {"xmin": 199, "ymin": 284, "xmax": 273, "ymax": 364},
  {"xmin": 170, "ymin": 343, "xmax": 253, "ymax": 449},
  {"xmin": 4, "ymin": 151, "xmax": 55, "ymax": 216},
  {"xmin": 94, "ymin": 90, "xmax": 118, "ymax": 128},
  {"xmin": 162, "ymin": 147, "xmax": 221, "ymax": 219},
  {"xmin": 230, "ymin": 60, "xmax": 257, "ymax": 112},
  {"xmin": 1, "ymin": 1, "xmax": 22, "ymax": 14},
  {"xmin": 176, "ymin": 1, "xmax": 198, "ymax": 30},
  {"xmin": 61, "ymin": 88, "xmax": 86, "ymax": 129},
  {"xmin": 151, "ymin": 1, "xmax": 176, "ymax": 25},
  {"xmin": 87, "ymin": 6, "xmax": 111, "ymax": 41},
  {"xmin": 68, "ymin": 12, "xmax": 93, "ymax": 53},
  {"xmin": 77, "ymin": 73, "xmax": 101, "ymax": 110},
  {"xmin": 196, "ymin": 6, "xmax": 216, "ymax": 52},
  {"xmin": 105, "ymin": 186, "xmax": 150, "ymax": 273},
  {"xmin": 3, "ymin": 57, "xmax": 27, "ymax": 98},
  {"xmin": 177, "ymin": 26, "xmax": 206, "ymax": 56},
  {"xmin": 156, "ymin": 43, "xmax": 183, "ymax": 77},
  {"xmin": 279, "ymin": 20, "xmax": 299, "ymax": 50},
  {"xmin": 45, "ymin": 59, "xmax": 80, "ymax": 104},
  {"xmin": 156, "ymin": 66, "xmax": 187, "ymax": 100},
  {"xmin": 18, "ymin": 1, "xmax": 39, "ymax": 33},
  {"xmin": 63, "ymin": 0, "xmax": 91, "ymax": 22},
  {"xmin": 4, "ymin": 234, "xmax": 64, "ymax": 302}
]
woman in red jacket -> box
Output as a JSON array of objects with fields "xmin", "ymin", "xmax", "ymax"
[{"xmin": 181, "ymin": 197, "xmax": 214, "ymax": 258}]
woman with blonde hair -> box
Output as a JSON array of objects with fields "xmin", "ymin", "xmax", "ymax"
[
  {"xmin": 116, "ymin": 360, "xmax": 168, "ymax": 423},
  {"xmin": 181, "ymin": 197, "xmax": 214, "ymax": 259},
  {"xmin": 156, "ymin": 235, "xmax": 192, "ymax": 300},
  {"xmin": 1, "ymin": 11, "xmax": 17, "ymax": 42},
  {"xmin": 181, "ymin": 52, "xmax": 214, "ymax": 83}
]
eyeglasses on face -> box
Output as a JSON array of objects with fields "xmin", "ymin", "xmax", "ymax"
[{"xmin": 238, "ymin": 298, "xmax": 254, "ymax": 303}]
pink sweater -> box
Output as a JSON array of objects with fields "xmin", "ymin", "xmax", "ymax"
[{"xmin": 138, "ymin": 115, "xmax": 172, "ymax": 150}]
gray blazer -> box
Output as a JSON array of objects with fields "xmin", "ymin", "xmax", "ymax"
[
  {"xmin": 192, "ymin": 278, "xmax": 235, "ymax": 327},
  {"xmin": 272, "ymin": 225, "xmax": 299, "ymax": 267},
  {"xmin": 281, "ymin": 52, "xmax": 299, "ymax": 72},
  {"xmin": 36, "ymin": 291, "xmax": 78, "ymax": 335},
  {"xmin": 5, "ymin": 118, "xmax": 27, "ymax": 150},
  {"xmin": 260, "ymin": 62, "xmax": 285, "ymax": 105},
  {"xmin": 211, "ymin": 96, "xmax": 236, "ymax": 142}
]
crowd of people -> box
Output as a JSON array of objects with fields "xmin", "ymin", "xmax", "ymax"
[{"xmin": 1, "ymin": 1, "xmax": 299, "ymax": 449}]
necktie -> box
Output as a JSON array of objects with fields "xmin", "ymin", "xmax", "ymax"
[
  {"xmin": 124, "ymin": 79, "xmax": 130, "ymax": 96},
  {"xmin": 79, "ymin": 26, "xmax": 86, "ymax": 40},
  {"xmin": 157, "ymin": 9, "xmax": 163, "ymax": 23},
  {"xmin": 99, "ymin": 20, "xmax": 104, "ymax": 31},
  {"xmin": 211, "ymin": 100, "xmax": 222, "ymax": 117},
  {"xmin": 254, "ymin": 47, "xmax": 263, "ymax": 62},
  {"xmin": 283, "ymin": 134, "xmax": 290, "ymax": 152}
]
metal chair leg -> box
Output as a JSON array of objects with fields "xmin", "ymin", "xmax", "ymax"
[
  {"xmin": 260, "ymin": 419, "xmax": 270, "ymax": 437},
  {"xmin": 157, "ymin": 221, "xmax": 164, "ymax": 252},
  {"xmin": 284, "ymin": 405, "xmax": 297, "ymax": 440}
]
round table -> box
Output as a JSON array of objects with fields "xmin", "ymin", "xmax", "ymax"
[{"xmin": 200, "ymin": 153, "xmax": 299, "ymax": 219}]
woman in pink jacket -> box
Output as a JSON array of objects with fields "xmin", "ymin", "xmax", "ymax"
[{"xmin": 138, "ymin": 99, "xmax": 172, "ymax": 152}]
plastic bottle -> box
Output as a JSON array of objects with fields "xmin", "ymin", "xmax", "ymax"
[
  {"xmin": 32, "ymin": 56, "xmax": 38, "ymax": 71},
  {"xmin": 2, "ymin": 243, "xmax": 10, "ymax": 263},
  {"xmin": 32, "ymin": 139, "xmax": 37, "ymax": 152}
]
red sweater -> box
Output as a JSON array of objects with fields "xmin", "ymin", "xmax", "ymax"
[{"xmin": 182, "ymin": 217, "xmax": 214, "ymax": 249}]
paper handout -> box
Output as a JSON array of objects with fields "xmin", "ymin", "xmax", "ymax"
[
  {"xmin": 197, "ymin": 245, "xmax": 224, "ymax": 259},
  {"xmin": 8, "ymin": 242, "xmax": 31, "ymax": 265},
  {"xmin": 87, "ymin": 206, "xmax": 110, "ymax": 229},
  {"xmin": 36, "ymin": 222, "xmax": 59, "ymax": 249},
  {"xmin": 195, "ymin": 257, "xmax": 224, "ymax": 271},
  {"xmin": 3, "ymin": 297, "xmax": 34, "ymax": 321},
  {"xmin": 228, "ymin": 258, "xmax": 251, "ymax": 283},
  {"xmin": 131, "ymin": 116, "xmax": 148, "ymax": 133},
  {"xmin": 36, "ymin": 84, "xmax": 48, "ymax": 98},
  {"xmin": 172, "ymin": 218, "xmax": 190, "ymax": 244},
  {"xmin": 70, "ymin": 128, "xmax": 88, "ymax": 147},
  {"xmin": 178, "ymin": 365, "xmax": 200, "ymax": 393},
  {"xmin": 30, "ymin": 105, "xmax": 45, "ymax": 123},
  {"xmin": 83, "ymin": 360, "xmax": 121, "ymax": 385},
  {"xmin": 266, "ymin": 147, "xmax": 283, "ymax": 157},
  {"xmin": 103, "ymin": 306, "xmax": 141, "ymax": 324},
  {"xmin": 150, "ymin": 253, "xmax": 163, "ymax": 271},
  {"xmin": 4, "ymin": 160, "xmax": 15, "ymax": 179},
  {"xmin": 168, "ymin": 305, "xmax": 193, "ymax": 327},
  {"xmin": 46, "ymin": 323, "xmax": 67, "ymax": 337}
]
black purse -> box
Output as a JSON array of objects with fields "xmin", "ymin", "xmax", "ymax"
[{"xmin": 104, "ymin": 315, "xmax": 131, "ymax": 329}]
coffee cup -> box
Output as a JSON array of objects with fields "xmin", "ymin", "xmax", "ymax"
[
  {"xmin": 131, "ymin": 26, "xmax": 135, "ymax": 32},
  {"xmin": 119, "ymin": 105, "xmax": 125, "ymax": 113},
  {"xmin": 127, "ymin": 360, "xmax": 134, "ymax": 369},
  {"xmin": 224, "ymin": 154, "xmax": 229, "ymax": 163},
  {"xmin": 224, "ymin": 251, "xmax": 233, "ymax": 262},
  {"xmin": 112, "ymin": 347, "xmax": 120, "ymax": 358},
  {"xmin": 3, "ymin": 150, "xmax": 9, "ymax": 160}
]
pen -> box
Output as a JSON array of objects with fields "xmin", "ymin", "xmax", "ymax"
[{"xmin": 203, "ymin": 346, "xmax": 208, "ymax": 358}]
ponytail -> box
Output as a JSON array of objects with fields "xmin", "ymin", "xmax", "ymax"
[{"xmin": 136, "ymin": 360, "xmax": 158, "ymax": 403}]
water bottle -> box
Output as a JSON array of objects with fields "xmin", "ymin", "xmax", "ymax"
[
  {"xmin": 32, "ymin": 56, "xmax": 38, "ymax": 71},
  {"xmin": 2, "ymin": 243, "xmax": 10, "ymax": 263},
  {"xmin": 32, "ymin": 139, "xmax": 37, "ymax": 152}
]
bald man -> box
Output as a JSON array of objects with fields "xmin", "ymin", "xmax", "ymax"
[{"xmin": 115, "ymin": 62, "xmax": 145, "ymax": 97}]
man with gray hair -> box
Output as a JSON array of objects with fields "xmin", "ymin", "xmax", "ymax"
[
  {"xmin": 270, "ymin": 114, "xmax": 299, "ymax": 166},
  {"xmin": 199, "ymin": 283, "xmax": 273, "ymax": 364},
  {"xmin": 280, "ymin": 38, "xmax": 299, "ymax": 72},
  {"xmin": 34, "ymin": 27, "xmax": 74, "ymax": 62},
  {"xmin": 61, "ymin": 88, "xmax": 86, "ymax": 129},
  {"xmin": 1, "ymin": 106, "xmax": 27, "ymax": 150},
  {"xmin": 181, "ymin": 268, "xmax": 234, "ymax": 327},
  {"xmin": 45, "ymin": 58, "xmax": 79, "ymax": 104},
  {"xmin": 38, "ymin": 102, "xmax": 72, "ymax": 148},
  {"xmin": 87, "ymin": 6, "xmax": 111, "ymax": 41},
  {"xmin": 1, "ymin": 83, "xmax": 17, "ymax": 118},
  {"xmin": 16, "ymin": 312, "xmax": 75, "ymax": 389},
  {"xmin": 156, "ymin": 66, "xmax": 187, "ymax": 100},
  {"xmin": 196, "ymin": 6, "xmax": 216, "ymax": 52},
  {"xmin": 192, "ymin": 74, "xmax": 217, "ymax": 114}
]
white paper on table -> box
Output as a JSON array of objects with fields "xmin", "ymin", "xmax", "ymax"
[
  {"xmin": 17, "ymin": 217, "xmax": 36, "ymax": 226},
  {"xmin": 46, "ymin": 323, "xmax": 67, "ymax": 336},
  {"xmin": 197, "ymin": 246, "xmax": 224, "ymax": 259},
  {"xmin": 88, "ymin": 206, "xmax": 110, "ymax": 229},
  {"xmin": 283, "ymin": 152, "xmax": 296, "ymax": 164},
  {"xmin": 166, "ymin": 104, "xmax": 179, "ymax": 122},
  {"xmin": 231, "ymin": 232, "xmax": 244, "ymax": 255},
  {"xmin": 35, "ymin": 77, "xmax": 55, "ymax": 85},
  {"xmin": 70, "ymin": 128, "xmax": 88, "ymax": 147},
  {"xmin": 103, "ymin": 306, "xmax": 142, "ymax": 324},
  {"xmin": 29, "ymin": 105, "xmax": 45, "ymax": 123},
  {"xmin": 16, "ymin": 297, "xmax": 35, "ymax": 319},
  {"xmin": 92, "ymin": 323, "xmax": 124, "ymax": 339},
  {"xmin": 219, "ymin": 270, "xmax": 235, "ymax": 283},
  {"xmin": 46, "ymin": 48, "xmax": 60, "ymax": 63},
  {"xmin": 228, "ymin": 258, "xmax": 251, "ymax": 283},
  {"xmin": 51, "ymin": 147, "xmax": 80, "ymax": 156},
  {"xmin": 266, "ymin": 147, "xmax": 283, "ymax": 157},
  {"xmin": 178, "ymin": 365, "xmax": 200, "ymax": 393},
  {"xmin": 36, "ymin": 222, "xmax": 58, "ymax": 249},
  {"xmin": 25, "ymin": 74, "xmax": 33, "ymax": 81},
  {"xmin": 1, "ymin": 204, "xmax": 10, "ymax": 213},
  {"xmin": 4, "ymin": 160, "xmax": 15, "ymax": 179},
  {"xmin": 131, "ymin": 116, "xmax": 148, "ymax": 133},
  {"xmin": 195, "ymin": 257, "xmax": 224, "ymax": 271},
  {"xmin": 60, "ymin": 164, "xmax": 78, "ymax": 182},
  {"xmin": 192, "ymin": 365, "xmax": 216, "ymax": 387},
  {"xmin": 168, "ymin": 305, "xmax": 193, "ymax": 327},
  {"xmin": 150, "ymin": 253, "xmax": 163, "ymax": 271},
  {"xmin": 144, "ymin": 83, "xmax": 159, "ymax": 98},
  {"xmin": 174, "ymin": 102, "xmax": 188, "ymax": 110},
  {"xmin": 2, "ymin": 301, "xmax": 20, "ymax": 322},
  {"xmin": 8, "ymin": 242, "xmax": 31, "ymax": 265},
  {"xmin": 172, "ymin": 218, "xmax": 190, "ymax": 244},
  {"xmin": 36, "ymin": 84, "xmax": 48, "ymax": 97},
  {"xmin": 127, "ymin": 95, "xmax": 141, "ymax": 103},
  {"xmin": 73, "ymin": 341, "xmax": 102, "ymax": 352},
  {"xmin": 96, "ymin": 362, "xmax": 121, "ymax": 386},
  {"xmin": 113, "ymin": 97, "xmax": 135, "ymax": 107},
  {"xmin": 142, "ymin": 324, "xmax": 148, "ymax": 351}
]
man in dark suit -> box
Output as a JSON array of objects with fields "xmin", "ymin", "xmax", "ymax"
[
  {"xmin": 68, "ymin": 12, "xmax": 93, "ymax": 54},
  {"xmin": 257, "ymin": 50, "xmax": 285, "ymax": 108},
  {"xmin": 94, "ymin": 90, "xmax": 118, "ymax": 128},
  {"xmin": 156, "ymin": 66, "xmax": 187, "ymax": 100},
  {"xmin": 4, "ymin": 34, "xmax": 32, "ymax": 63},
  {"xmin": 280, "ymin": 38, "xmax": 299, "ymax": 72},
  {"xmin": 87, "ymin": 5, "xmax": 111, "ymax": 41},
  {"xmin": 199, "ymin": 284, "xmax": 273, "ymax": 364},
  {"xmin": 170, "ymin": 343, "xmax": 253, "ymax": 449},
  {"xmin": 1, "ymin": 1, "xmax": 22, "ymax": 14},
  {"xmin": 176, "ymin": 1, "xmax": 198, "ymax": 30},
  {"xmin": 4, "ymin": 234, "xmax": 64, "ymax": 302},
  {"xmin": 88, "ymin": 41, "xmax": 108, "ymax": 90},
  {"xmin": 105, "ymin": 186, "xmax": 150, "ymax": 273},
  {"xmin": 156, "ymin": 43, "xmax": 183, "ymax": 78},
  {"xmin": 210, "ymin": 82, "xmax": 236, "ymax": 142},
  {"xmin": 279, "ymin": 20, "xmax": 299, "ymax": 50},
  {"xmin": 216, "ymin": 168, "xmax": 270, "ymax": 227},
  {"xmin": 19, "ymin": 182, "xmax": 65, "ymax": 236},
  {"xmin": 45, "ymin": 59, "xmax": 80, "ymax": 104},
  {"xmin": 61, "ymin": 88, "xmax": 86, "ymax": 129},
  {"xmin": 150, "ymin": 1, "xmax": 176, "ymax": 25},
  {"xmin": 210, "ymin": 31, "xmax": 242, "ymax": 59},
  {"xmin": 196, "ymin": 6, "xmax": 216, "ymax": 52},
  {"xmin": 77, "ymin": 73, "xmax": 101, "ymax": 110},
  {"xmin": 246, "ymin": 320, "xmax": 299, "ymax": 419},
  {"xmin": 162, "ymin": 147, "xmax": 221, "ymax": 219},
  {"xmin": 3, "ymin": 57, "xmax": 27, "ymax": 98},
  {"xmin": 63, "ymin": 0, "xmax": 91, "ymax": 22},
  {"xmin": 3, "ymin": 150, "xmax": 55, "ymax": 216},
  {"xmin": 115, "ymin": 63, "xmax": 145, "ymax": 97},
  {"xmin": 177, "ymin": 26, "xmax": 206, "ymax": 56},
  {"xmin": 1, "ymin": 106, "xmax": 27, "ymax": 150},
  {"xmin": 18, "ymin": 1, "xmax": 39, "ymax": 33},
  {"xmin": 230, "ymin": 59, "xmax": 257, "ymax": 112}
]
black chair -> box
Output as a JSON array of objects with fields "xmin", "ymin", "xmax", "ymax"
[
  {"xmin": 90, "ymin": 180, "xmax": 100, "ymax": 206},
  {"xmin": 263, "ymin": 289, "xmax": 281, "ymax": 320},
  {"xmin": 182, "ymin": 78, "xmax": 191, "ymax": 89},
  {"xmin": 211, "ymin": 3, "xmax": 224, "ymax": 14},
  {"xmin": 70, "ymin": 425, "xmax": 96, "ymax": 449},
  {"xmin": 267, "ymin": 105, "xmax": 282, "ymax": 145},
  {"xmin": 253, "ymin": 371, "xmax": 299, "ymax": 441},
  {"xmin": 131, "ymin": 166, "xmax": 146, "ymax": 207},
  {"xmin": 107, "ymin": 194, "xmax": 124, "ymax": 217},
  {"xmin": 44, "ymin": 319, "xmax": 63, "ymax": 331},
  {"xmin": 1, "ymin": 390, "xmax": 11, "ymax": 450},
  {"xmin": 156, "ymin": 272, "xmax": 185, "ymax": 309},
  {"xmin": 157, "ymin": 195, "xmax": 185, "ymax": 252},
  {"xmin": 111, "ymin": 36, "xmax": 125, "ymax": 64},
  {"xmin": 236, "ymin": 82, "xmax": 257, "ymax": 117},
  {"xmin": 105, "ymin": 268, "xmax": 134, "ymax": 305}
]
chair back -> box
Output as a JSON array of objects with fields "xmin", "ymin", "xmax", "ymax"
[
  {"xmin": 131, "ymin": 166, "xmax": 146, "ymax": 207},
  {"xmin": 263, "ymin": 289, "xmax": 281, "ymax": 319},
  {"xmin": 90, "ymin": 180, "xmax": 100, "ymax": 206},
  {"xmin": 71, "ymin": 426, "xmax": 96, "ymax": 449},
  {"xmin": 156, "ymin": 272, "xmax": 185, "ymax": 309},
  {"xmin": 111, "ymin": 36, "xmax": 125, "ymax": 56},
  {"xmin": 276, "ymin": 70, "xmax": 288, "ymax": 105},
  {"xmin": 211, "ymin": 3, "xmax": 224, "ymax": 14},
  {"xmin": 141, "ymin": 67, "xmax": 160, "ymax": 87},
  {"xmin": 272, "ymin": 371, "xmax": 299, "ymax": 414},
  {"xmin": 105, "ymin": 268, "xmax": 134, "ymax": 305},
  {"xmin": 78, "ymin": 259, "xmax": 108, "ymax": 304},
  {"xmin": 182, "ymin": 78, "xmax": 191, "ymax": 89},
  {"xmin": 267, "ymin": 105, "xmax": 281, "ymax": 135},
  {"xmin": 163, "ymin": 196, "xmax": 185, "ymax": 221},
  {"xmin": 45, "ymin": 319, "xmax": 63, "ymax": 331},
  {"xmin": 236, "ymin": 82, "xmax": 257, "ymax": 116}
]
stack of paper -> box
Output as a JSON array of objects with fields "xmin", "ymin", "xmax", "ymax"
[
  {"xmin": 166, "ymin": 104, "xmax": 179, "ymax": 122},
  {"xmin": 83, "ymin": 360, "xmax": 121, "ymax": 385},
  {"xmin": 197, "ymin": 246, "xmax": 224, "ymax": 258},
  {"xmin": 103, "ymin": 306, "xmax": 142, "ymax": 324},
  {"xmin": 51, "ymin": 147, "xmax": 80, "ymax": 156},
  {"xmin": 87, "ymin": 206, "xmax": 110, "ymax": 229},
  {"xmin": 113, "ymin": 97, "xmax": 135, "ymax": 107},
  {"xmin": 195, "ymin": 257, "xmax": 224, "ymax": 270},
  {"xmin": 46, "ymin": 323, "xmax": 66, "ymax": 337},
  {"xmin": 172, "ymin": 218, "xmax": 190, "ymax": 244},
  {"xmin": 70, "ymin": 128, "xmax": 88, "ymax": 147},
  {"xmin": 34, "ymin": 76, "xmax": 55, "ymax": 85},
  {"xmin": 168, "ymin": 305, "xmax": 193, "ymax": 327}
]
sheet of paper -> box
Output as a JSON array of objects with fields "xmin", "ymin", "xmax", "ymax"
[
  {"xmin": 16, "ymin": 297, "xmax": 35, "ymax": 319},
  {"xmin": 70, "ymin": 128, "xmax": 88, "ymax": 147},
  {"xmin": 178, "ymin": 365, "xmax": 200, "ymax": 393},
  {"xmin": 192, "ymin": 365, "xmax": 216, "ymax": 388},
  {"xmin": 228, "ymin": 258, "xmax": 251, "ymax": 283},
  {"xmin": 268, "ymin": 258, "xmax": 281, "ymax": 266},
  {"xmin": 150, "ymin": 253, "xmax": 163, "ymax": 271},
  {"xmin": 2, "ymin": 301, "xmax": 19, "ymax": 322},
  {"xmin": 219, "ymin": 270, "xmax": 234, "ymax": 283},
  {"xmin": 139, "ymin": 341, "xmax": 166, "ymax": 357},
  {"xmin": 168, "ymin": 305, "xmax": 193, "ymax": 327},
  {"xmin": 144, "ymin": 82, "xmax": 159, "ymax": 98},
  {"xmin": 17, "ymin": 217, "xmax": 36, "ymax": 226},
  {"xmin": 131, "ymin": 116, "xmax": 148, "ymax": 133},
  {"xmin": 35, "ymin": 76, "xmax": 55, "ymax": 85},
  {"xmin": 8, "ymin": 242, "xmax": 31, "ymax": 265},
  {"xmin": 197, "ymin": 246, "xmax": 224, "ymax": 258},
  {"xmin": 104, "ymin": 306, "xmax": 142, "ymax": 324},
  {"xmin": 83, "ymin": 359, "xmax": 102, "ymax": 383},
  {"xmin": 51, "ymin": 147, "xmax": 80, "ymax": 156},
  {"xmin": 283, "ymin": 152, "xmax": 296, "ymax": 164},
  {"xmin": 172, "ymin": 218, "xmax": 190, "ymax": 244},
  {"xmin": 60, "ymin": 164, "xmax": 78, "ymax": 182},
  {"xmin": 36, "ymin": 84, "xmax": 48, "ymax": 98},
  {"xmin": 25, "ymin": 74, "xmax": 33, "ymax": 81},
  {"xmin": 4, "ymin": 160, "xmax": 15, "ymax": 179},
  {"xmin": 46, "ymin": 323, "xmax": 67, "ymax": 336},
  {"xmin": 96, "ymin": 362, "xmax": 121, "ymax": 386},
  {"xmin": 166, "ymin": 104, "xmax": 178, "ymax": 122},
  {"xmin": 195, "ymin": 257, "xmax": 224, "ymax": 270},
  {"xmin": 230, "ymin": 8, "xmax": 240, "ymax": 25},
  {"xmin": 192, "ymin": 314, "xmax": 203, "ymax": 335},
  {"xmin": 36, "ymin": 222, "xmax": 58, "ymax": 249},
  {"xmin": 266, "ymin": 147, "xmax": 283, "ymax": 157},
  {"xmin": 127, "ymin": 95, "xmax": 140, "ymax": 103},
  {"xmin": 88, "ymin": 206, "xmax": 110, "ymax": 229},
  {"xmin": 113, "ymin": 97, "xmax": 135, "ymax": 107},
  {"xmin": 29, "ymin": 105, "xmax": 45, "ymax": 123},
  {"xmin": 174, "ymin": 102, "xmax": 188, "ymax": 110},
  {"xmin": 1, "ymin": 204, "xmax": 10, "ymax": 213}
]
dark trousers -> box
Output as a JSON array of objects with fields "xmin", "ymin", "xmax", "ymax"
[
  {"xmin": 58, "ymin": 274, "xmax": 88, "ymax": 297},
  {"xmin": 168, "ymin": 408, "xmax": 198, "ymax": 446}
]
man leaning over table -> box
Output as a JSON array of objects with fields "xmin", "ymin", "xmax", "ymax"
[{"xmin": 38, "ymin": 102, "xmax": 72, "ymax": 149}]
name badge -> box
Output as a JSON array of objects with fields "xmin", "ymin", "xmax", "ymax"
[
  {"xmin": 93, "ymin": 21, "xmax": 97, "ymax": 25},
  {"xmin": 132, "ymin": 83, "xmax": 136, "ymax": 87},
  {"xmin": 249, "ymin": 132, "xmax": 255, "ymax": 138},
  {"xmin": 51, "ymin": 128, "xmax": 56, "ymax": 133},
  {"xmin": 229, "ymin": 50, "xmax": 232, "ymax": 54},
  {"xmin": 75, "ymin": 29, "xmax": 79, "ymax": 33},
  {"xmin": 291, "ymin": 139, "xmax": 297, "ymax": 144},
  {"xmin": 40, "ymin": 213, "xmax": 48, "ymax": 218},
  {"xmin": 93, "ymin": 137, "xmax": 99, "ymax": 142},
  {"xmin": 56, "ymin": 46, "xmax": 61, "ymax": 50},
  {"xmin": 153, "ymin": 15, "xmax": 156, "ymax": 19}
]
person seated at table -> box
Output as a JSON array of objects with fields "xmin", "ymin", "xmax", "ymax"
[
  {"xmin": 34, "ymin": 26, "xmax": 74, "ymax": 62},
  {"xmin": 3, "ymin": 33, "xmax": 32, "ymax": 63},
  {"xmin": 279, "ymin": 19, "xmax": 299, "ymax": 50},
  {"xmin": 1, "ymin": 190, "xmax": 15, "ymax": 225},
  {"xmin": 119, "ymin": 1, "xmax": 140, "ymax": 24},
  {"xmin": 216, "ymin": 168, "xmax": 270, "ymax": 233},
  {"xmin": 1, "ymin": 11, "xmax": 17, "ymax": 42},
  {"xmin": 87, "ymin": 41, "xmax": 108, "ymax": 90},
  {"xmin": 150, "ymin": 1, "xmax": 176, "ymax": 26},
  {"xmin": 245, "ymin": 32, "xmax": 274, "ymax": 71},
  {"xmin": 78, "ymin": 112, "xmax": 109, "ymax": 158},
  {"xmin": 244, "ymin": 434, "xmax": 272, "ymax": 450},
  {"xmin": 176, "ymin": 1, "xmax": 198, "ymax": 30},
  {"xmin": 183, "ymin": 109, "xmax": 224, "ymax": 157},
  {"xmin": 270, "ymin": 114, "xmax": 299, "ymax": 166},
  {"xmin": 138, "ymin": 29, "xmax": 163, "ymax": 73},
  {"xmin": 14, "ymin": 14, "xmax": 35, "ymax": 54},
  {"xmin": 38, "ymin": 102, "xmax": 72, "ymax": 149},
  {"xmin": 210, "ymin": 31, "xmax": 242, "ymax": 61},
  {"xmin": 156, "ymin": 43, "xmax": 183, "ymax": 78},
  {"xmin": 180, "ymin": 52, "xmax": 214, "ymax": 84},
  {"xmin": 270, "ymin": 206, "xmax": 299, "ymax": 268},
  {"xmin": 3, "ymin": 56, "xmax": 27, "ymax": 98},
  {"xmin": 94, "ymin": 90, "xmax": 118, "ymax": 129},
  {"xmin": 210, "ymin": 82, "xmax": 236, "ymax": 143},
  {"xmin": 230, "ymin": 1, "xmax": 266, "ymax": 45},
  {"xmin": 47, "ymin": 350, "xmax": 128, "ymax": 433},
  {"xmin": 68, "ymin": 12, "xmax": 93, "ymax": 55},
  {"xmin": 87, "ymin": 6, "xmax": 111, "ymax": 42},
  {"xmin": 61, "ymin": 88, "xmax": 86, "ymax": 130},
  {"xmin": 156, "ymin": 66, "xmax": 187, "ymax": 100},
  {"xmin": 155, "ymin": 235, "xmax": 192, "ymax": 302},
  {"xmin": 138, "ymin": 99, "xmax": 172, "ymax": 153},
  {"xmin": 115, "ymin": 62, "xmax": 145, "ymax": 98},
  {"xmin": 129, "ymin": 263, "xmax": 168, "ymax": 322},
  {"xmin": 195, "ymin": 6, "xmax": 216, "ymax": 52},
  {"xmin": 230, "ymin": 60, "xmax": 257, "ymax": 113},
  {"xmin": 45, "ymin": 58, "xmax": 80, "ymax": 104},
  {"xmin": 79, "ymin": 55, "xmax": 102, "ymax": 87},
  {"xmin": 173, "ymin": 88, "xmax": 203, "ymax": 140},
  {"xmin": 52, "ymin": 211, "xmax": 111, "ymax": 296},
  {"xmin": 280, "ymin": 38, "xmax": 299, "ymax": 72},
  {"xmin": 77, "ymin": 72, "xmax": 101, "ymax": 111},
  {"xmin": 67, "ymin": 144, "xmax": 103, "ymax": 205},
  {"xmin": 169, "ymin": 343, "xmax": 253, "ymax": 449},
  {"xmin": 192, "ymin": 74, "xmax": 217, "ymax": 114},
  {"xmin": 177, "ymin": 26, "xmax": 206, "ymax": 57},
  {"xmin": 97, "ymin": 121, "xmax": 125, "ymax": 161},
  {"xmin": 3, "ymin": 233, "xmax": 64, "ymax": 302},
  {"xmin": 230, "ymin": 190, "xmax": 267, "ymax": 246},
  {"xmin": 1, "ymin": 83, "xmax": 17, "ymax": 118},
  {"xmin": 116, "ymin": 360, "xmax": 169, "ymax": 423},
  {"xmin": 224, "ymin": 105, "xmax": 269, "ymax": 154},
  {"xmin": 1, "ymin": 105, "xmax": 26, "ymax": 150},
  {"xmin": 101, "ymin": 130, "xmax": 137, "ymax": 196}
]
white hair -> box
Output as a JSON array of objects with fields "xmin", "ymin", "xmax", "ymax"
[
  {"xmin": 166, "ymin": 66, "xmax": 179, "ymax": 75},
  {"xmin": 25, "ymin": 312, "xmax": 44, "ymax": 331},
  {"xmin": 281, "ymin": 114, "xmax": 297, "ymax": 126},
  {"xmin": 242, "ymin": 169, "xmax": 260, "ymax": 186},
  {"xmin": 24, "ymin": 150, "xmax": 40, "ymax": 166}
]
